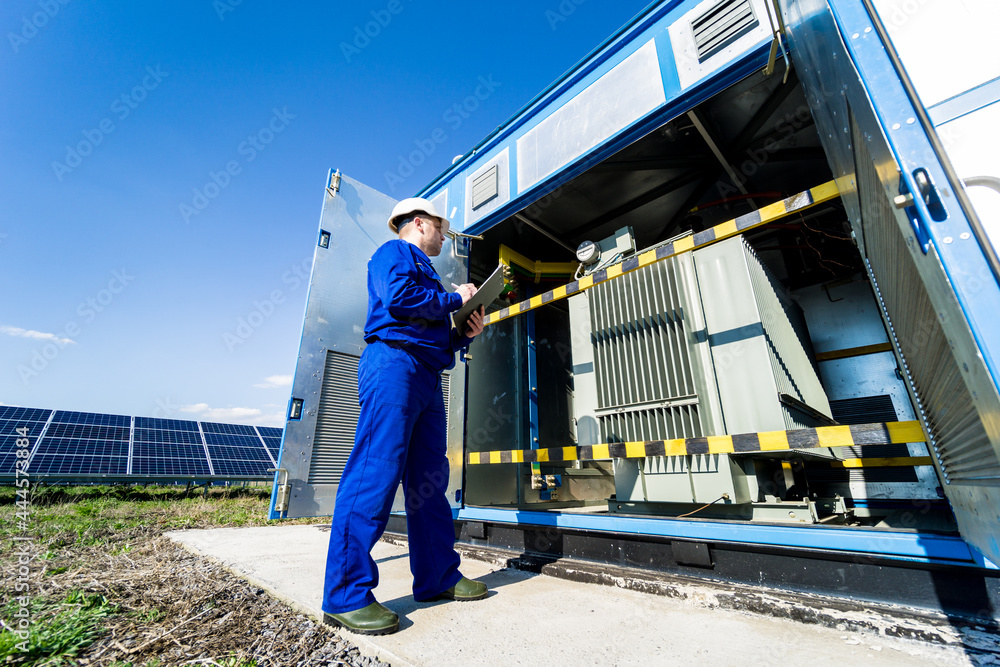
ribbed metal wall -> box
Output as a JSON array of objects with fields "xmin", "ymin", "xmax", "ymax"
[
  {"xmin": 854, "ymin": 117, "xmax": 1000, "ymax": 486},
  {"xmin": 307, "ymin": 351, "xmax": 453, "ymax": 485},
  {"xmin": 308, "ymin": 351, "xmax": 360, "ymax": 485},
  {"xmin": 590, "ymin": 257, "xmax": 705, "ymax": 442},
  {"xmin": 441, "ymin": 373, "xmax": 451, "ymax": 434},
  {"xmin": 743, "ymin": 239, "xmax": 831, "ymax": 430}
]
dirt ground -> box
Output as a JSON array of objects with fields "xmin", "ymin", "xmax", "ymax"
[
  {"xmin": 39, "ymin": 531, "xmax": 388, "ymax": 666},
  {"xmin": 0, "ymin": 487, "xmax": 389, "ymax": 667}
]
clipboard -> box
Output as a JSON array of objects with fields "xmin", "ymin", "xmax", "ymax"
[{"xmin": 452, "ymin": 264, "xmax": 505, "ymax": 333}]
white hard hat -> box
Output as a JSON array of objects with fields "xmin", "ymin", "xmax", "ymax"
[{"xmin": 388, "ymin": 197, "xmax": 450, "ymax": 236}]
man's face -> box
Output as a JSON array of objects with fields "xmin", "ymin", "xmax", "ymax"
[{"xmin": 416, "ymin": 215, "xmax": 445, "ymax": 256}]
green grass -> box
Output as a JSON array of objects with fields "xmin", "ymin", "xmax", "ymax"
[
  {"xmin": 0, "ymin": 590, "xmax": 117, "ymax": 666},
  {"xmin": 0, "ymin": 484, "xmax": 285, "ymax": 552}
]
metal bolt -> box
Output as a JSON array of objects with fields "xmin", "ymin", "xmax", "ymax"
[
  {"xmin": 960, "ymin": 232, "xmax": 971, "ymax": 240},
  {"xmin": 943, "ymin": 236, "xmax": 953, "ymax": 244}
]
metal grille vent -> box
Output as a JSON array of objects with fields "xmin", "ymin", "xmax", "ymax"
[
  {"xmin": 308, "ymin": 351, "xmax": 360, "ymax": 485},
  {"xmin": 691, "ymin": 0, "xmax": 758, "ymax": 63},
  {"xmin": 471, "ymin": 165, "xmax": 499, "ymax": 210},
  {"xmin": 830, "ymin": 394, "xmax": 897, "ymax": 425},
  {"xmin": 589, "ymin": 258, "xmax": 705, "ymax": 442},
  {"xmin": 828, "ymin": 395, "xmax": 914, "ymax": 481},
  {"xmin": 441, "ymin": 373, "xmax": 451, "ymax": 433},
  {"xmin": 852, "ymin": 114, "xmax": 999, "ymax": 486},
  {"xmin": 742, "ymin": 238, "xmax": 832, "ymax": 430}
]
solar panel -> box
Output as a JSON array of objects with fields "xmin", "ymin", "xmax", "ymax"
[
  {"xmin": 0, "ymin": 406, "xmax": 52, "ymax": 422},
  {"xmin": 201, "ymin": 422, "xmax": 259, "ymax": 436},
  {"xmin": 203, "ymin": 431, "xmax": 273, "ymax": 476},
  {"xmin": 0, "ymin": 419, "xmax": 49, "ymax": 437},
  {"xmin": 132, "ymin": 418, "xmax": 211, "ymax": 476},
  {"xmin": 45, "ymin": 423, "xmax": 130, "ymax": 441},
  {"xmin": 260, "ymin": 436, "xmax": 281, "ymax": 461},
  {"xmin": 0, "ymin": 406, "xmax": 274, "ymax": 481},
  {"xmin": 0, "ymin": 408, "xmax": 51, "ymax": 475},
  {"xmin": 29, "ymin": 455, "xmax": 127, "ymax": 475},
  {"xmin": 31, "ymin": 410, "xmax": 130, "ymax": 476},
  {"xmin": 256, "ymin": 426, "xmax": 283, "ymax": 461},
  {"xmin": 134, "ymin": 428, "xmax": 202, "ymax": 445},
  {"xmin": 51, "ymin": 410, "xmax": 130, "ymax": 427},
  {"xmin": 131, "ymin": 456, "xmax": 210, "ymax": 476},
  {"xmin": 134, "ymin": 417, "xmax": 200, "ymax": 431}
]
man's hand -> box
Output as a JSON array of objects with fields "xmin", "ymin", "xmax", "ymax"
[
  {"xmin": 465, "ymin": 306, "xmax": 485, "ymax": 338},
  {"xmin": 455, "ymin": 283, "xmax": 477, "ymax": 305}
]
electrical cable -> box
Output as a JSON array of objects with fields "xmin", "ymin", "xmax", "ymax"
[{"xmin": 675, "ymin": 496, "xmax": 726, "ymax": 519}]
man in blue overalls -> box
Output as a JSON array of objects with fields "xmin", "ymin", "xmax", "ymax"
[{"xmin": 322, "ymin": 197, "xmax": 487, "ymax": 635}]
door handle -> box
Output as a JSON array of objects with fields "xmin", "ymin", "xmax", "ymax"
[
  {"xmin": 896, "ymin": 168, "xmax": 947, "ymax": 254},
  {"xmin": 963, "ymin": 175, "xmax": 1000, "ymax": 196}
]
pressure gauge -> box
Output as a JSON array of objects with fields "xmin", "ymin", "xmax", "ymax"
[{"xmin": 576, "ymin": 240, "xmax": 600, "ymax": 266}]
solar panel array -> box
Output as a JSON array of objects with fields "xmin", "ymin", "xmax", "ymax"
[
  {"xmin": 1, "ymin": 406, "xmax": 52, "ymax": 475},
  {"xmin": 0, "ymin": 405, "xmax": 284, "ymax": 482},
  {"xmin": 202, "ymin": 422, "xmax": 276, "ymax": 477}
]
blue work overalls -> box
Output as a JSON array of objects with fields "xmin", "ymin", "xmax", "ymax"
[{"xmin": 322, "ymin": 239, "xmax": 472, "ymax": 614}]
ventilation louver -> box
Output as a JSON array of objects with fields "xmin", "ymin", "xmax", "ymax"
[
  {"xmin": 308, "ymin": 351, "xmax": 360, "ymax": 485},
  {"xmin": 691, "ymin": 0, "xmax": 759, "ymax": 63},
  {"xmin": 471, "ymin": 165, "xmax": 499, "ymax": 210}
]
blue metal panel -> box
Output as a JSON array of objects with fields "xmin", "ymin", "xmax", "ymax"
[
  {"xmin": 457, "ymin": 506, "xmax": 998, "ymax": 570},
  {"xmin": 824, "ymin": 0, "xmax": 1000, "ymax": 386},
  {"xmin": 419, "ymin": 0, "xmax": 775, "ymax": 236},
  {"xmin": 526, "ymin": 308, "xmax": 540, "ymax": 452}
]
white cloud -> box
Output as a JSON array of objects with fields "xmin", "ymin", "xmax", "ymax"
[
  {"xmin": 1, "ymin": 325, "xmax": 75, "ymax": 346},
  {"xmin": 253, "ymin": 374, "xmax": 293, "ymax": 389},
  {"xmin": 179, "ymin": 403, "xmax": 284, "ymax": 427}
]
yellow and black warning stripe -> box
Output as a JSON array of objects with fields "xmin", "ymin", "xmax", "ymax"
[
  {"xmin": 828, "ymin": 456, "xmax": 934, "ymax": 468},
  {"xmin": 466, "ymin": 420, "xmax": 925, "ymax": 465},
  {"xmin": 484, "ymin": 180, "xmax": 841, "ymax": 326}
]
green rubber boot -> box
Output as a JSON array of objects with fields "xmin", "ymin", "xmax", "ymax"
[
  {"xmin": 431, "ymin": 576, "xmax": 489, "ymax": 602},
  {"xmin": 322, "ymin": 601, "xmax": 399, "ymax": 635}
]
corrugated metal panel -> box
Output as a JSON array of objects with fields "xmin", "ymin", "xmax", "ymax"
[
  {"xmin": 590, "ymin": 258, "xmax": 705, "ymax": 442},
  {"xmin": 307, "ymin": 352, "xmax": 453, "ymax": 485},
  {"xmin": 308, "ymin": 351, "xmax": 360, "ymax": 485},
  {"xmin": 854, "ymin": 115, "xmax": 1000, "ymax": 486},
  {"xmin": 441, "ymin": 373, "xmax": 451, "ymax": 433},
  {"xmin": 743, "ymin": 238, "xmax": 833, "ymax": 430}
]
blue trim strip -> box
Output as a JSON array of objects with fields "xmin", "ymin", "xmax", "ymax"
[
  {"xmin": 456, "ymin": 506, "xmax": 998, "ymax": 570},
  {"xmin": 418, "ymin": 0, "xmax": 678, "ymax": 197},
  {"xmin": 927, "ymin": 77, "xmax": 1000, "ymax": 126},
  {"xmin": 526, "ymin": 309, "xmax": 540, "ymax": 452},
  {"xmin": 461, "ymin": 41, "xmax": 774, "ymax": 238}
]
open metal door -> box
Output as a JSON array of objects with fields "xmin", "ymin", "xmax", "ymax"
[
  {"xmin": 269, "ymin": 171, "xmax": 468, "ymax": 519},
  {"xmin": 777, "ymin": 0, "xmax": 1000, "ymax": 564}
]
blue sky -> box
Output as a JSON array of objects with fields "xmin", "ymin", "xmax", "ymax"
[{"xmin": 0, "ymin": 0, "xmax": 653, "ymax": 426}]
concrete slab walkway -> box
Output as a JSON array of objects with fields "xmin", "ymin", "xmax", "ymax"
[{"xmin": 167, "ymin": 525, "xmax": 987, "ymax": 666}]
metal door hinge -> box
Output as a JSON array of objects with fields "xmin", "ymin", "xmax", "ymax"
[
  {"xmin": 268, "ymin": 467, "xmax": 292, "ymax": 513},
  {"xmin": 326, "ymin": 170, "xmax": 342, "ymax": 198}
]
